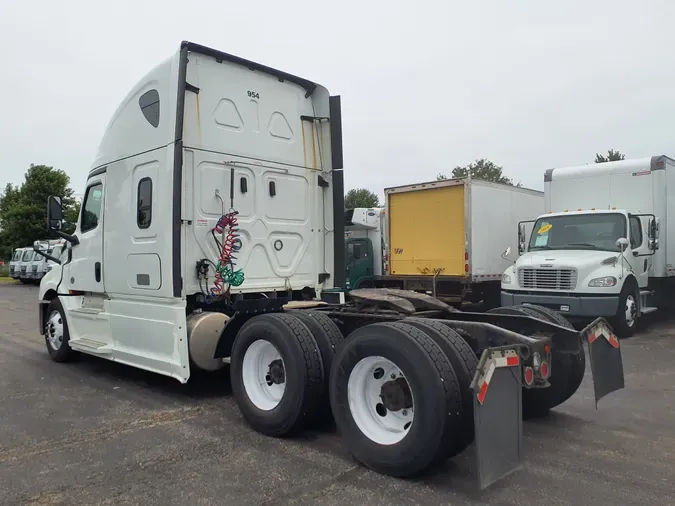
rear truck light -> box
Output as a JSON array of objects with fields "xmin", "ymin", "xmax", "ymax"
[
  {"xmin": 465, "ymin": 263, "xmax": 469, "ymax": 273},
  {"xmin": 523, "ymin": 366, "xmax": 534, "ymax": 386},
  {"xmin": 540, "ymin": 360, "xmax": 550, "ymax": 379}
]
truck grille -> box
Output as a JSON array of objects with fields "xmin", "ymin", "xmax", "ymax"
[
  {"xmin": 518, "ymin": 268, "xmax": 577, "ymax": 290},
  {"xmin": 20, "ymin": 266, "xmax": 26, "ymax": 274},
  {"xmin": 32, "ymin": 265, "xmax": 38, "ymax": 273}
]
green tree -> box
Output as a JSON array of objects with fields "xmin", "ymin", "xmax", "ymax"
[
  {"xmin": 0, "ymin": 164, "xmax": 79, "ymax": 260},
  {"xmin": 437, "ymin": 158, "xmax": 520, "ymax": 186},
  {"xmin": 345, "ymin": 188, "xmax": 380, "ymax": 209},
  {"xmin": 595, "ymin": 149, "xmax": 626, "ymax": 163}
]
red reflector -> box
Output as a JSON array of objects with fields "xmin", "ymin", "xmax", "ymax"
[
  {"xmin": 524, "ymin": 367, "xmax": 534, "ymax": 385},
  {"xmin": 540, "ymin": 361, "xmax": 549, "ymax": 379},
  {"xmin": 506, "ymin": 356, "xmax": 519, "ymax": 366},
  {"xmin": 477, "ymin": 381, "xmax": 489, "ymax": 404},
  {"xmin": 464, "ymin": 251, "xmax": 469, "ymax": 260},
  {"xmin": 465, "ymin": 264, "xmax": 469, "ymax": 272},
  {"xmin": 544, "ymin": 345, "xmax": 550, "ymax": 353},
  {"xmin": 385, "ymin": 255, "xmax": 389, "ymax": 261}
]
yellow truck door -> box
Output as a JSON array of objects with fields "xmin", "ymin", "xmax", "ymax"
[{"xmin": 388, "ymin": 182, "xmax": 466, "ymax": 277}]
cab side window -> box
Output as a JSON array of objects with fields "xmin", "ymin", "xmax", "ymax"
[
  {"xmin": 629, "ymin": 216, "xmax": 643, "ymax": 249},
  {"xmin": 81, "ymin": 183, "xmax": 103, "ymax": 233}
]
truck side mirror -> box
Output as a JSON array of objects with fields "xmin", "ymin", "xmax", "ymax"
[
  {"xmin": 616, "ymin": 237, "xmax": 629, "ymax": 252},
  {"xmin": 517, "ymin": 223, "xmax": 526, "ymax": 255},
  {"xmin": 47, "ymin": 196, "xmax": 63, "ymax": 231},
  {"xmin": 649, "ymin": 217, "xmax": 660, "ymax": 240}
]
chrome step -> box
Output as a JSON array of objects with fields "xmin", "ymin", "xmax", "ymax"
[
  {"xmin": 69, "ymin": 338, "xmax": 112, "ymax": 354},
  {"xmin": 641, "ymin": 307, "xmax": 658, "ymax": 315}
]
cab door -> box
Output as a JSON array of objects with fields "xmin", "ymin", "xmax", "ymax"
[
  {"xmin": 345, "ymin": 238, "xmax": 373, "ymax": 289},
  {"xmin": 629, "ymin": 214, "xmax": 651, "ymax": 289},
  {"xmin": 67, "ymin": 176, "xmax": 106, "ymax": 293}
]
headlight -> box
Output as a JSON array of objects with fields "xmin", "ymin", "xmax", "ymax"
[
  {"xmin": 502, "ymin": 273, "xmax": 512, "ymax": 284},
  {"xmin": 588, "ymin": 276, "xmax": 617, "ymax": 287}
]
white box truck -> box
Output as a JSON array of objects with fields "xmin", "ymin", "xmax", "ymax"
[
  {"xmin": 344, "ymin": 179, "xmax": 544, "ymax": 308},
  {"xmin": 32, "ymin": 41, "xmax": 624, "ymax": 489},
  {"xmin": 501, "ymin": 156, "xmax": 670, "ymax": 337}
]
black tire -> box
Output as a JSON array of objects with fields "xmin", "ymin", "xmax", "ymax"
[
  {"xmin": 521, "ymin": 304, "xmax": 575, "ymax": 330},
  {"xmin": 611, "ymin": 281, "xmax": 639, "ymax": 339},
  {"xmin": 517, "ymin": 304, "xmax": 586, "ymax": 414},
  {"xmin": 487, "ymin": 305, "xmax": 585, "ymax": 418},
  {"xmin": 329, "ymin": 321, "xmax": 462, "ymax": 477},
  {"xmin": 403, "ymin": 318, "xmax": 478, "ymax": 456},
  {"xmin": 45, "ymin": 298, "xmax": 76, "ymax": 362},
  {"xmin": 230, "ymin": 313, "xmax": 324, "ymax": 436},
  {"xmin": 286, "ymin": 311, "xmax": 344, "ymax": 420}
]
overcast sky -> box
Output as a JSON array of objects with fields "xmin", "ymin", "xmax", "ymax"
[{"xmin": 1, "ymin": 1, "xmax": 674, "ymax": 199}]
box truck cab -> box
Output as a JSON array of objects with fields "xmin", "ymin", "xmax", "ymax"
[
  {"xmin": 9, "ymin": 248, "xmax": 25, "ymax": 280},
  {"xmin": 344, "ymin": 207, "xmax": 386, "ymax": 289},
  {"xmin": 18, "ymin": 248, "xmax": 36, "ymax": 283},
  {"xmin": 32, "ymin": 240, "xmax": 64, "ymax": 284},
  {"xmin": 501, "ymin": 156, "xmax": 670, "ymax": 337}
]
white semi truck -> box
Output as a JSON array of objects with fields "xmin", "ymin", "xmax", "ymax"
[
  {"xmin": 33, "ymin": 41, "xmax": 625, "ymax": 489},
  {"xmin": 501, "ymin": 156, "xmax": 671, "ymax": 337}
]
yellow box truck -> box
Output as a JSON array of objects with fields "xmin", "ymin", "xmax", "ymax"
[{"xmin": 345, "ymin": 177, "xmax": 544, "ymax": 307}]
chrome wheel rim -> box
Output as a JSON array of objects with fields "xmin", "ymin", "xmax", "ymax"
[{"xmin": 46, "ymin": 310, "xmax": 64, "ymax": 350}]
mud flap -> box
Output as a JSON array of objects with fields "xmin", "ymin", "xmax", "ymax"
[
  {"xmin": 470, "ymin": 347, "xmax": 523, "ymax": 490},
  {"xmin": 584, "ymin": 318, "xmax": 625, "ymax": 408}
]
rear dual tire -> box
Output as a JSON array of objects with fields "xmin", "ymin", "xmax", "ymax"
[
  {"xmin": 487, "ymin": 304, "xmax": 586, "ymax": 418},
  {"xmin": 231, "ymin": 314, "xmax": 478, "ymax": 477},
  {"xmin": 230, "ymin": 312, "xmax": 343, "ymax": 436},
  {"xmin": 330, "ymin": 322, "xmax": 465, "ymax": 477}
]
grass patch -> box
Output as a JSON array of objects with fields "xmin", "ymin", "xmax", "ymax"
[{"xmin": 0, "ymin": 277, "xmax": 18, "ymax": 284}]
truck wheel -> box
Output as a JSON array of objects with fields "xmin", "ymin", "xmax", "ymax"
[
  {"xmin": 329, "ymin": 322, "xmax": 462, "ymax": 477},
  {"xmin": 230, "ymin": 313, "xmax": 324, "ymax": 436},
  {"xmin": 403, "ymin": 318, "xmax": 478, "ymax": 456},
  {"xmin": 487, "ymin": 305, "xmax": 586, "ymax": 418},
  {"xmin": 286, "ymin": 311, "xmax": 344, "ymax": 420},
  {"xmin": 45, "ymin": 298, "xmax": 76, "ymax": 363},
  {"xmin": 611, "ymin": 283, "xmax": 639, "ymax": 338}
]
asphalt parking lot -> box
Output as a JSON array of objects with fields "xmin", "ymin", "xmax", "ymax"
[{"xmin": 1, "ymin": 283, "xmax": 675, "ymax": 505}]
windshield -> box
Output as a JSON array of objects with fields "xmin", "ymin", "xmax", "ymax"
[
  {"xmin": 21, "ymin": 250, "xmax": 34, "ymax": 261},
  {"xmin": 12, "ymin": 250, "xmax": 21, "ymax": 261},
  {"xmin": 529, "ymin": 213, "xmax": 627, "ymax": 252}
]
